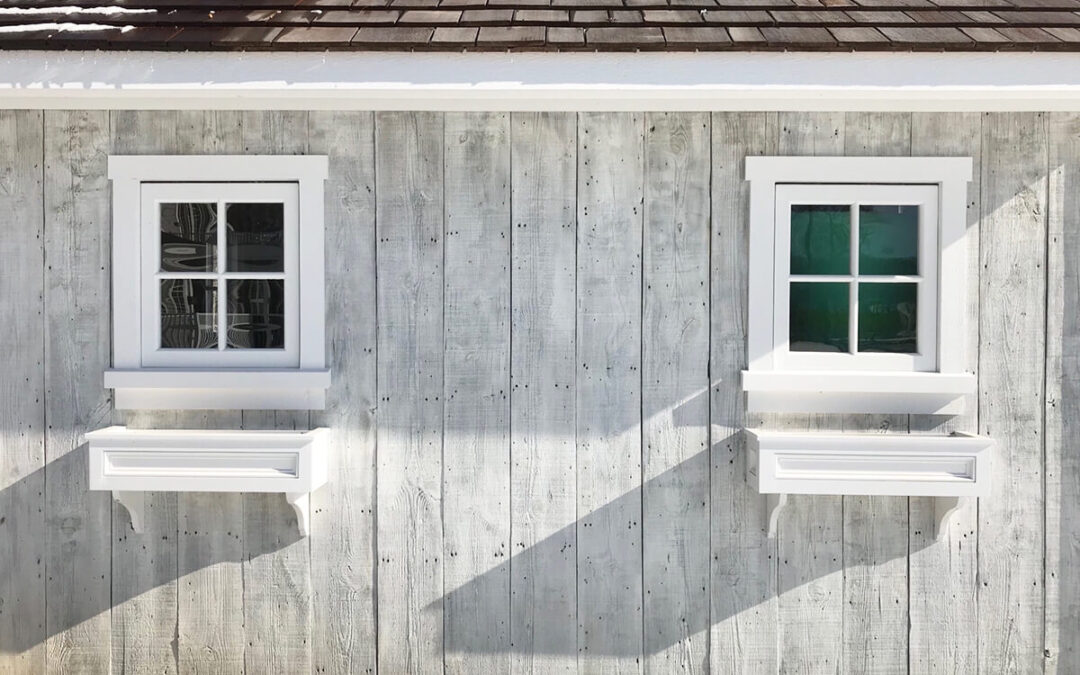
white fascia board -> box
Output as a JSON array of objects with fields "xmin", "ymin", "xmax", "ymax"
[{"xmin": 3, "ymin": 50, "xmax": 1080, "ymax": 111}]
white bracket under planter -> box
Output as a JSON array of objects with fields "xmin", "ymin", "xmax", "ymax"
[
  {"xmin": 746, "ymin": 430, "xmax": 992, "ymax": 541},
  {"xmin": 86, "ymin": 426, "xmax": 329, "ymax": 536}
]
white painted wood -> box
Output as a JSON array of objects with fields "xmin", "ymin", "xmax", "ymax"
[
  {"xmin": 43, "ymin": 109, "xmax": 115, "ymax": 674},
  {"xmin": 442, "ymin": 111, "xmax": 512, "ymax": 673},
  {"xmin": 746, "ymin": 155, "xmax": 972, "ymax": 184},
  {"xmin": 933, "ymin": 496, "xmax": 968, "ymax": 542},
  {"xmin": 108, "ymin": 154, "xmax": 329, "ymax": 182},
  {"xmin": 138, "ymin": 181, "xmax": 300, "ymax": 368},
  {"xmin": 711, "ymin": 111, "xmax": 780, "ymax": 675},
  {"xmin": 15, "ymin": 51, "xmax": 1080, "ymax": 112},
  {"xmin": 107, "ymin": 152, "xmax": 329, "ymax": 408},
  {"xmin": 765, "ymin": 494, "xmax": 788, "ymax": 539},
  {"xmin": 106, "ymin": 368, "xmax": 330, "ymax": 409},
  {"xmin": 0, "ymin": 109, "xmax": 45, "ymax": 673},
  {"xmin": 307, "ymin": 110, "xmax": 378, "ymax": 675},
  {"xmin": 772, "ymin": 183, "xmax": 938, "ymax": 372},
  {"xmin": 576, "ymin": 112, "xmax": 644, "ymax": 673},
  {"xmin": 742, "ymin": 371, "xmax": 975, "ymax": 393},
  {"xmin": 375, "ymin": 111, "xmax": 445, "ymax": 675},
  {"xmin": 112, "ymin": 491, "xmax": 145, "ymax": 533},
  {"xmin": 747, "ymin": 430, "xmax": 993, "ymax": 497},
  {"xmin": 642, "ymin": 111, "xmax": 710, "ymax": 675},
  {"xmin": 978, "ymin": 112, "xmax": 1049, "ymax": 674},
  {"xmin": 508, "ymin": 111, "xmax": 578, "ymax": 672}
]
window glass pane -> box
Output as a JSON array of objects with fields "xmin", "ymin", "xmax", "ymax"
[
  {"xmin": 789, "ymin": 281, "xmax": 849, "ymax": 352},
  {"xmin": 227, "ymin": 279, "xmax": 285, "ymax": 349},
  {"xmin": 226, "ymin": 203, "xmax": 284, "ymax": 272},
  {"xmin": 858, "ymin": 282, "xmax": 918, "ymax": 353},
  {"xmin": 160, "ymin": 203, "xmax": 217, "ymax": 272},
  {"xmin": 859, "ymin": 205, "xmax": 919, "ymax": 275},
  {"xmin": 790, "ymin": 205, "xmax": 850, "ymax": 275},
  {"xmin": 160, "ymin": 279, "xmax": 217, "ymax": 348}
]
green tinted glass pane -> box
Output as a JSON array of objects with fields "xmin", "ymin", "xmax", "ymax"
[
  {"xmin": 858, "ymin": 283, "xmax": 917, "ymax": 353},
  {"xmin": 790, "ymin": 205, "xmax": 850, "ymax": 275},
  {"xmin": 790, "ymin": 282, "xmax": 849, "ymax": 352},
  {"xmin": 859, "ymin": 205, "xmax": 918, "ymax": 275}
]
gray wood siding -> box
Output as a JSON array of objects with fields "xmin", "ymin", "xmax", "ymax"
[{"xmin": 0, "ymin": 110, "xmax": 1077, "ymax": 674}]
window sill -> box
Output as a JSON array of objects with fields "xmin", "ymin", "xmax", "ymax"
[
  {"xmin": 86, "ymin": 426, "xmax": 328, "ymax": 535},
  {"xmin": 741, "ymin": 370, "xmax": 976, "ymax": 415},
  {"xmin": 104, "ymin": 368, "xmax": 332, "ymax": 410}
]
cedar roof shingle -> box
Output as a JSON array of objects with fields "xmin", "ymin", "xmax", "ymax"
[{"xmin": 2, "ymin": 0, "xmax": 1080, "ymax": 49}]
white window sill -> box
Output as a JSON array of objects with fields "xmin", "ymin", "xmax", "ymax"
[
  {"xmin": 746, "ymin": 429, "xmax": 993, "ymax": 539},
  {"xmin": 86, "ymin": 426, "xmax": 328, "ymax": 535},
  {"xmin": 741, "ymin": 370, "xmax": 976, "ymax": 415},
  {"xmin": 103, "ymin": 369, "xmax": 331, "ymax": 410}
]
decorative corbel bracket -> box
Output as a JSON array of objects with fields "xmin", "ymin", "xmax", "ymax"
[
  {"xmin": 113, "ymin": 491, "xmax": 145, "ymax": 533},
  {"xmin": 765, "ymin": 493, "xmax": 787, "ymax": 538}
]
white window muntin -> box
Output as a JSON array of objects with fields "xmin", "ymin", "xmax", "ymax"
[
  {"xmin": 139, "ymin": 182, "xmax": 300, "ymax": 368},
  {"xmin": 772, "ymin": 183, "xmax": 939, "ymax": 372}
]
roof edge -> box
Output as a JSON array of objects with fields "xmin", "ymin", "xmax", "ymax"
[{"xmin": 4, "ymin": 50, "xmax": 1080, "ymax": 111}]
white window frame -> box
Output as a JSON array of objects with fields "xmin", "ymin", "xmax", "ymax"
[
  {"xmin": 742, "ymin": 156, "xmax": 975, "ymax": 415},
  {"xmin": 106, "ymin": 155, "xmax": 330, "ymax": 410},
  {"xmin": 774, "ymin": 184, "xmax": 938, "ymax": 372}
]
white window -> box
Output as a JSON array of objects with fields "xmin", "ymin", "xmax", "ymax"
[
  {"xmin": 742, "ymin": 157, "xmax": 975, "ymax": 415},
  {"xmin": 106, "ymin": 156, "xmax": 330, "ymax": 410}
]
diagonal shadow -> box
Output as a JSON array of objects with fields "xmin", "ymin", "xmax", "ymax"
[{"xmin": 0, "ymin": 442, "xmax": 301, "ymax": 656}]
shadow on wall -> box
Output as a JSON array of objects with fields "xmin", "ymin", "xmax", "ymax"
[{"xmin": 0, "ymin": 442, "xmax": 303, "ymax": 656}]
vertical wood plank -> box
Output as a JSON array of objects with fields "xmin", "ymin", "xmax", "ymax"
[
  {"xmin": 375, "ymin": 111, "xmax": 445, "ymax": 675},
  {"xmin": 308, "ymin": 111, "xmax": 378, "ymax": 675},
  {"xmin": 978, "ymin": 112, "xmax": 1048, "ymax": 675},
  {"xmin": 0, "ymin": 110, "xmax": 46, "ymax": 673},
  {"xmin": 840, "ymin": 111, "xmax": 912, "ymax": 675},
  {"xmin": 576, "ymin": 111, "xmax": 644, "ymax": 674},
  {"xmin": 238, "ymin": 110, "xmax": 314, "ymax": 675},
  {"xmin": 110, "ymin": 110, "xmax": 184, "ymax": 675},
  {"xmin": 1047, "ymin": 111, "xmax": 1080, "ymax": 674},
  {"xmin": 170, "ymin": 110, "xmax": 247, "ymax": 675},
  {"xmin": 709, "ymin": 111, "xmax": 779, "ymax": 675},
  {"xmin": 43, "ymin": 109, "xmax": 114, "ymax": 674},
  {"xmin": 508, "ymin": 111, "xmax": 579, "ymax": 673},
  {"xmin": 641, "ymin": 111, "xmax": 710, "ymax": 675},
  {"xmin": 909, "ymin": 112, "xmax": 982, "ymax": 675},
  {"xmin": 773, "ymin": 112, "xmax": 846, "ymax": 675},
  {"xmin": 442, "ymin": 111, "xmax": 512, "ymax": 673}
]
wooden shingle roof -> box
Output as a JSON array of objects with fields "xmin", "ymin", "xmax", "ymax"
[{"xmin": 3, "ymin": 0, "xmax": 1080, "ymax": 50}]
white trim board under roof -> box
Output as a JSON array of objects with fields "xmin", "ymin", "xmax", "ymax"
[{"xmin": 4, "ymin": 51, "xmax": 1080, "ymax": 111}]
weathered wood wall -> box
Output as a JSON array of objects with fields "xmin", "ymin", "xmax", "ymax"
[{"xmin": 0, "ymin": 110, "xmax": 1077, "ymax": 674}]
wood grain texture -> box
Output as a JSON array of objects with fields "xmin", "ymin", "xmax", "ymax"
[
  {"xmin": 641, "ymin": 111, "xmax": 710, "ymax": 675},
  {"xmin": 978, "ymin": 112, "xmax": 1048, "ymax": 675},
  {"xmin": 375, "ymin": 111, "xmax": 445, "ymax": 675},
  {"xmin": 0, "ymin": 110, "xmax": 46, "ymax": 674},
  {"xmin": 169, "ymin": 110, "xmax": 246, "ymax": 675},
  {"xmin": 110, "ymin": 110, "xmax": 184, "ymax": 675},
  {"xmin": 442, "ymin": 112, "xmax": 512, "ymax": 674},
  {"xmin": 840, "ymin": 111, "xmax": 911, "ymax": 675},
  {"xmin": 508, "ymin": 111, "xmax": 578, "ymax": 673},
  {"xmin": 308, "ymin": 110, "xmax": 378, "ymax": 675},
  {"xmin": 908, "ymin": 112, "xmax": 982, "ymax": 675},
  {"xmin": 1047, "ymin": 111, "xmax": 1080, "ymax": 675},
  {"xmin": 576, "ymin": 111, "xmax": 644, "ymax": 674},
  {"xmin": 774, "ymin": 112, "xmax": 846, "ymax": 675},
  {"xmin": 238, "ymin": 111, "xmax": 314, "ymax": 675},
  {"xmin": 43, "ymin": 109, "xmax": 114, "ymax": 675},
  {"xmin": 710, "ymin": 111, "xmax": 779, "ymax": 675}
]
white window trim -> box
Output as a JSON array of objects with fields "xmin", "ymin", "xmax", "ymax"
[
  {"xmin": 106, "ymin": 155, "xmax": 330, "ymax": 410},
  {"xmin": 743, "ymin": 156, "xmax": 975, "ymax": 415}
]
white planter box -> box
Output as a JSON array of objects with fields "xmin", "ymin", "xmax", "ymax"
[
  {"xmin": 86, "ymin": 426, "xmax": 329, "ymax": 535},
  {"xmin": 745, "ymin": 429, "xmax": 993, "ymax": 539}
]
